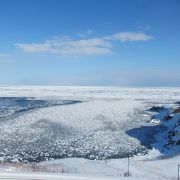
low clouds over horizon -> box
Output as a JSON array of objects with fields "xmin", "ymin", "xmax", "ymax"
[
  {"xmin": 15, "ymin": 31, "xmax": 154, "ymax": 57},
  {"xmin": 11, "ymin": 69, "xmax": 180, "ymax": 87}
]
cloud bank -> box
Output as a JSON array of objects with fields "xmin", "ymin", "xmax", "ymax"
[
  {"xmin": 16, "ymin": 32, "xmax": 154, "ymax": 56},
  {"xmin": 13, "ymin": 69, "xmax": 180, "ymax": 87}
]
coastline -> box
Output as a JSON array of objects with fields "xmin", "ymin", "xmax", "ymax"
[{"xmin": 0, "ymin": 100, "xmax": 179, "ymax": 179}]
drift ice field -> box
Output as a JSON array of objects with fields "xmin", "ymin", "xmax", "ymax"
[{"xmin": 0, "ymin": 86, "xmax": 180, "ymax": 163}]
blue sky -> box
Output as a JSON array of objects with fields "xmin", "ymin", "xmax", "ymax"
[{"xmin": 0, "ymin": 0, "xmax": 180, "ymax": 86}]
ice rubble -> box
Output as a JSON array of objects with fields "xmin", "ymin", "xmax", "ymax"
[
  {"xmin": 0, "ymin": 86, "xmax": 180, "ymax": 163},
  {"xmin": 0, "ymin": 99, "xmax": 150, "ymax": 162}
]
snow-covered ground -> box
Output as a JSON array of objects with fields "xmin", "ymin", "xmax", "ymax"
[
  {"xmin": 0, "ymin": 153, "xmax": 179, "ymax": 179},
  {"xmin": 0, "ymin": 86, "xmax": 179, "ymax": 179}
]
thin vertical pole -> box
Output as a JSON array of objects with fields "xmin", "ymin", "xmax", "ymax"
[
  {"xmin": 33, "ymin": 162, "xmax": 36, "ymax": 172},
  {"xmin": 128, "ymin": 156, "xmax": 130, "ymax": 176},
  {"xmin": 178, "ymin": 165, "xmax": 180, "ymax": 180}
]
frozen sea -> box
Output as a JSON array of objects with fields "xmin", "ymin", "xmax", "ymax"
[{"xmin": 0, "ymin": 86, "xmax": 180, "ymax": 162}]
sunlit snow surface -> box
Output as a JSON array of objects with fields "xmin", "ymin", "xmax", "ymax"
[{"xmin": 0, "ymin": 86, "xmax": 180, "ymax": 162}]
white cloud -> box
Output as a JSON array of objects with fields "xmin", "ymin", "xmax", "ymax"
[
  {"xmin": 137, "ymin": 25, "xmax": 151, "ymax": 31},
  {"xmin": 16, "ymin": 37, "xmax": 112, "ymax": 56},
  {"xmin": 77, "ymin": 29, "xmax": 93, "ymax": 38},
  {"xmin": 104, "ymin": 32, "xmax": 154, "ymax": 41},
  {"xmin": 0, "ymin": 54, "xmax": 9, "ymax": 58},
  {"xmin": 0, "ymin": 54, "xmax": 15, "ymax": 63},
  {"xmin": 15, "ymin": 32, "xmax": 154, "ymax": 56}
]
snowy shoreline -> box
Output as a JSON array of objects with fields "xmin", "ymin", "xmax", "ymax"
[
  {"xmin": 0, "ymin": 86, "xmax": 179, "ymax": 179},
  {"xmin": 0, "ymin": 100, "xmax": 179, "ymax": 179}
]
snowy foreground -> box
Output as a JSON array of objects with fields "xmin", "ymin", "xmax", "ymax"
[
  {"xmin": 0, "ymin": 86, "xmax": 179, "ymax": 179},
  {"xmin": 0, "ymin": 153, "xmax": 180, "ymax": 180}
]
